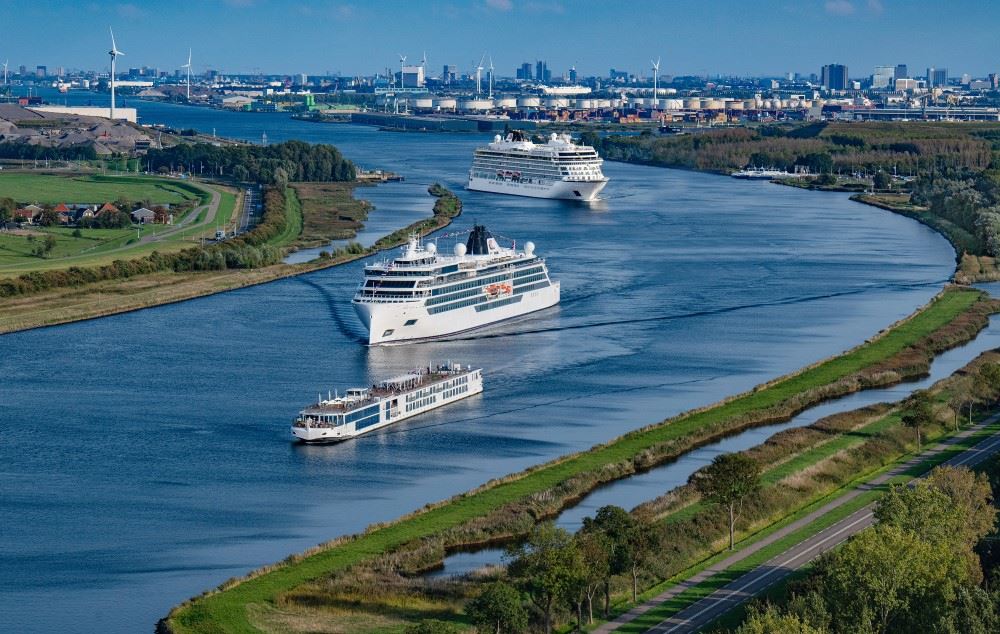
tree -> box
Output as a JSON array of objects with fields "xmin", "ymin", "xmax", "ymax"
[
  {"xmin": 901, "ymin": 389, "xmax": 935, "ymax": 451},
  {"xmin": 694, "ymin": 453, "xmax": 761, "ymax": 550},
  {"xmin": 38, "ymin": 208, "xmax": 60, "ymax": 227},
  {"xmin": 507, "ymin": 523, "xmax": 583, "ymax": 634},
  {"xmin": 43, "ymin": 235, "xmax": 57, "ymax": 256},
  {"xmin": 466, "ymin": 581, "xmax": 528, "ymax": 634},
  {"xmin": 573, "ymin": 529, "xmax": 611, "ymax": 624},
  {"xmin": 581, "ymin": 505, "xmax": 636, "ymax": 616},
  {"xmin": 816, "ymin": 524, "xmax": 961, "ymax": 633},
  {"xmin": 735, "ymin": 602, "xmax": 824, "ymax": 634},
  {"xmin": 0, "ymin": 196, "xmax": 14, "ymax": 223},
  {"xmin": 873, "ymin": 170, "xmax": 892, "ymax": 190}
]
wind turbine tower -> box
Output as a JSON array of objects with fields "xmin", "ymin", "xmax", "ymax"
[
  {"xmin": 398, "ymin": 54, "xmax": 406, "ymax": 89},
  {"xmin": 651, "ymin": 57, "xmax": 661, "ymax": 99},
  {"xmin": 2, "ymin": 60, "xmax": 8, "ymax": 87},
  {"xmin": 182, "ymin": 48, "xmax": 192, "ymax": 100},
  {"xmin": 475, "ymin": 53, "xmax": 485, "ymax": 96},
  {"xmin": 108, "ymin": 28, "xmax": 124, "ymax": 120},
  {"xmin": 488, "ymin": 55, "xmax": 494, "ymax": 99}
]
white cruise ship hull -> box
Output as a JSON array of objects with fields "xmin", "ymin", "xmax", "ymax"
[
  {"xmin": 355, "ymin": 282, "xmax": 560, "ymax": 345},
  {"xmin": 467, "ymin": 176, "xmax": 608, "ymax": 201},
  {"xmin": 292, "ymin": 370, "xmax": 483, "ymax": 443}
]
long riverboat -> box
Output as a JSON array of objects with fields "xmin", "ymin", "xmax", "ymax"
[{"xmin": 291, "ymin": 363, "xmax": 483, "ymax": 443}]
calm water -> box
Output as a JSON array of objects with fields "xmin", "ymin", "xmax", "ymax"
[{"xmin": 0, "ymin": 94, "xmax": 961, "ymax": 632}]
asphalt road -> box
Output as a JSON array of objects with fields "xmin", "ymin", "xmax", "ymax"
[
  {"xmin": 234, "ymin": 185, "xmax": 260, "ymax": 236},
  {"xmin": 644, "ymin": 416, "xmax": 1000, "ymax": 633}
]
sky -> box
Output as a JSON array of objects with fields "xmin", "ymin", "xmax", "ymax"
[{"xmin": 3, "ymin": 0, "xmax": 999, "ymax": 79}]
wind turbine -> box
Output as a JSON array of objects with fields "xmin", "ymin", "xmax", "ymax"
[
  {"xmin": 398, "ymin": 54, "xmax": 406, "ymax": 89},
  {"xmin": 182, "ymin": 48, "xmax": 192, "ymax": 100},
  {"xmin": 488, "ymin": 55, "xmax": 494, "ymax": 99},
  {"xmin": 651, "ymin": 57, "xmax": 661, "ymax": 98},
  {"xmin": 2, "ymin": 60, "xmax": 7, "ymax": 86},
  {"xmin": 475, "ymin": 53, "xmax": 486, "ymax": 96},
  {"xmin": 108, "ymin": 28, "xmax": 124, "ymax": 120}
]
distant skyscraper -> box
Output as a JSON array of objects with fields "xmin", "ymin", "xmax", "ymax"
[
  {"xmin": 926, "ymin": 67, "xmax": 948, "ymax": 88},
  {"xmin": 535, "ymin": 60, "xmax": 548, "ymax": 83},
  {"xmin": 895, "ymin": 64, "xmax": 908, "ymax": 79},
  {"xmin": 443, "ymin": 64, "xmax": 457, "ymax": 84},
  {"xmin": 569, "ymin": 66, "xmax": 577, "ymax": 83},
  {"xmin": 990, "ymin": 73, "xmax": 1000, "ymax": 89},
  {"xmin": 871, "ymin": 65, "xmax": 895, "ymax": 89},
  {"xmin": 401, "ymin": 65, "xmax": 425, "ymax": 88},
  {"xmin": 35, "ymin": 65, "xmax": 46, "ymax": 78},
  {"xmin": 297, "ymin": 73, "xmax": 308, "ymax": 86},
  {"xmin": 517, "ymin": 62, "xmax": 533, "ymax": 80},
  {"xmin": 821, "ymin": 64, "xmax": 848, "ymax": 91}
]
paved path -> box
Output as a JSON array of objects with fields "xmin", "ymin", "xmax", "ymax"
[{"xmin": 597, "ymin": 415, "xmax": 1000, "ymax": 634}]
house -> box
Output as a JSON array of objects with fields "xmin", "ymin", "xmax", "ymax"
[
  {"xmin": 96, "ymin": 202, "xmax": 119, "ymax": 216},
  {"xmin": 73, "ymin": 206, "xmax": 96, "ymax": 223},
  {"xmin": 130, "ymin": 207, "xmax": 156, "ymax": 224},
  {"xmin": 14, "ymin": 204, "xmax": 42, "ymax": 224},
  {"xmin": 53, "ymin": 202, "xmax": 73, "ymax": 224}
]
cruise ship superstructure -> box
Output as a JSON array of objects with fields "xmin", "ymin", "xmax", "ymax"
[
  {"xmin": 292, "ymin": 363, "xmax": 483, "ymax": 443},
  {"xmin": 467, "ymin": 131, "xmax": 609, "ymax": 201},
  {"xmin": 353, "ymin": 225, "xmax": 560, "ymax": 345}
]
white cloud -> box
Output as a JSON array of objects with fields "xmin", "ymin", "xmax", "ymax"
[
  {"xmin": 867, "ymin": 0, "xmax": 884, "ymax": 14},
  {"xmin": 824, "ymin": 0, "xmax": 855, "ymax": 15}
]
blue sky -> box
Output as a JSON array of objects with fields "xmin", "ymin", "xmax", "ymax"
[{"xmin": 3, "ymin": 0, "xmax": 999, "ymax": 78}]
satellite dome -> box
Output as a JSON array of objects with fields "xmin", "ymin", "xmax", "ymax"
[
  {"xmin": 454, "ymin": 243, "xmax": 467, "ymax": 257},
  {"xmin": 524, "ymin": 241, "xmax": 535, "ymax": 256},
  {"xmin": 426, "ymin": 242, "xmax": 437, "ymax": 254}
]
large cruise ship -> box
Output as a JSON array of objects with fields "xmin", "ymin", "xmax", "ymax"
[
  {"xmin": 467, "ymin": 131, "xmax": 609, "ymax": 201},
  {"xmin": 353, "ymin": 225, "xmax": 560, "ymax": 345},
  {"xmin": 292, "ymin": 363, "xmax": 483, "ymax": 443}
]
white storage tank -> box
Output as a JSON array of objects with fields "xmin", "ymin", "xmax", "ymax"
[
  {"xmin": 595, "ymin": 98, "xmax": 612, "ymax": 108},
  {"xmin": 743, "ymin": 99, "xmax": 757, "ymax": 109},
  {"xmin": 705, "ymin": 99, "xmax": 724, "ymax": 110},
  {"xmin": 517, "ymin": 96, "xmax": 541, "ymax": 108},
  {"xmin": 545, "ymin": 97, "xmax": 569, "ymax": 108},
  {"xmin": 575, "ymin": 99, "xmax": 593, "ymax": 109},
  {"xmin": 684, "ymin": 98, "xmax": 702, "ymax": 109},
  {"xmin": 726, "ymin": 100, "xmax": 743, "ymax": 111},
  {"xmin": 459, "ymin": 99, "xmax": 493, "ymax": 112},
  {"xmin": 412, "ymin": 98, "xmax": 434, "ymax": 110},
  {"xmin": 433, "ymin": 97, "xmax": 457, "ymax": 110},
  {"xmin": 497, "ymin": 97, "xmax": 517, "ymax": 108}
]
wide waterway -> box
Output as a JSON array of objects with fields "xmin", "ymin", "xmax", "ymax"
[{"xmin": 0, "ymin": 94, "xmax": 963, "ymax": 632}]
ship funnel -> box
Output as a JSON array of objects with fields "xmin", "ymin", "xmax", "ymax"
[{"xmin": 465, "ymin": 224, "xmax": 494, "ymax": 255}]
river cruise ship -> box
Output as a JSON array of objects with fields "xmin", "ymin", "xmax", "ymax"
[
  {"xmin": 292, "ymin": 363, "xmax": 483, "ymax": 443},
  {"xmin": 467, "ymin": 131, "xmax": 608, "ymax": 201},
  {"xmin": 353, "ymin": 225, "xmax": 560, "ymax": 345}
]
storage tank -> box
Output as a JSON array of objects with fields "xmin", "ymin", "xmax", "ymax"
[
  {"xmin": 497, "ymin": 97, "xmax": 517, "ymax": 109},
  {"xmin": 665, "ymin": 98, "xmax": 684, "ymax": 110},
  {"xmin": 705, "ymin": 99, "xmax": 724, "ymax": 110},
  {"xmin": 684, "ymin": 98, "xmax": 701, "ymax": 110},
  {"xmin": 517, "ymin": 96, "xmax": 541, "ymax": 108},
  {"xmin": 595, "ymin": 98, "xmax": 612, "ymax": 109},
  {"xmin": 545, "ymin": 97, "xmax": 569, "ymax": 108},
  {"xmin": 412, "ymin": 98, "xmax": 434, "ymax": 110},
  {"xmin": 726, "ymin": 100, "xmax": 743, "ymax": 111},
  {"xmin": 743, "ymin": 99, "xmax": 757, "ymax": 110},
  {"xmin": 459, "ymin": 99, "xmax": 493, "ymax": 112},
  {"xmin": 433, "ymin": 97, "xmax": 457, "ymax": 110}
]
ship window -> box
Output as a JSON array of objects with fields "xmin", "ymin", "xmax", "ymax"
[
  {"xmin": 383, "ymin": 329, "xmax": 394, "ymax": 336},
  {"xmin": 404, "ymin": 319, "xmax": 418, "ymax": 326},
  {"xmin": 573, "ymin": 190, "xmax": 582, "ymax": 197}
]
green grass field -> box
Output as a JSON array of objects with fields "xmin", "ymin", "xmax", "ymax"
[
  {"xmin": 0, "ymin": 172, "xmax": 204, "ymax": 206},
  {"xmin": 0, "ymin": 178, "xmax": 236, "ymax": 274},
  {"xmin": 165, "ymin": 287, "xmax": 983, "ymax": 634}
]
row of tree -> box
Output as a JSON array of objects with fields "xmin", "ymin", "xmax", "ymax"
[
  {"xmin": 911, "ymin": 168, "xmax": 1000, "ymax": 256},
  {"xmin": 145, "ymin": 139, "xmax": 356, "ymax": 185},
  {"xmin": 458, "ymin": 452, "xmax": 762, "ymax": 634},
  {"xmin": 0, "ymin": 141, "xmax": 99, "ymax": 161},
  {"xmin": 736, "ymin": 464, "xmax": 999, "ymax": 634}
]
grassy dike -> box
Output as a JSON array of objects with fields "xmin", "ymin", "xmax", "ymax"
[
  {"xmin": 161, "ymin": 286, "xmax": 996, "ymax": 633},
  {"xmin": 0, "ymin": 183, "xmax": 461, "ymax": 336}
]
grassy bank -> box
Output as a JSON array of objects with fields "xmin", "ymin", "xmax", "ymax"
[
  {"xmin": 0, "ymin": 171, "xmax": 205, "ymax": 205},
  {"xmin": 288, "ymin": 181, "xmax": 372, "ymax": 247},
  {"xmin": 161, "ymin": 286, "xmax": 995, "ymax": 633}
]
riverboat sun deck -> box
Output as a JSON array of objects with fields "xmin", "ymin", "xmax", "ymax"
[
  {"xmin": 467, "ymin": 131, "xmax": 609, "ymax": 200},
  {"xmin": 292, "ymin": 363, "xmax": 483, "ymax": 443},
  {"xmin": 353, "ymin": 225, "xmax": 560, "ymax": 345}
]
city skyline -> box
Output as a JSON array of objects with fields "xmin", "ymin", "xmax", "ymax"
[{"xmin": 2, "ymin": 0, "xmax": 999, "ymax": 78}]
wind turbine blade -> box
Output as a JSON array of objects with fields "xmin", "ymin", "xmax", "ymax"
[{"xmin": 188, "ymin": 48, "xmax": 192, "ymax": 66}]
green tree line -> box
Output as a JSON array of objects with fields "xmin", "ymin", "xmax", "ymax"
[{"xmin": 145, "ymin": 139, "xmax": 356, "ymax": 185}]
